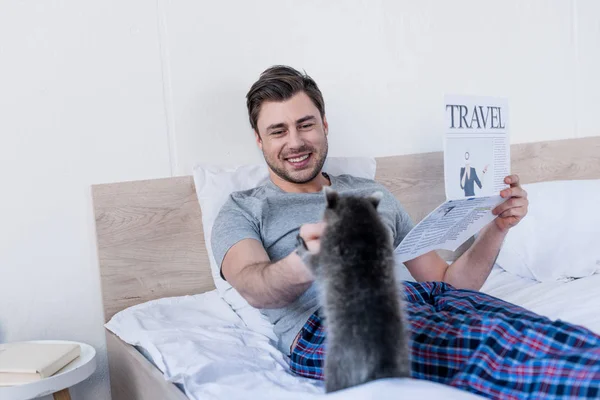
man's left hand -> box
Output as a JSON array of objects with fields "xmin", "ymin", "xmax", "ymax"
[{"xmin": 492, "ymin": 174, "xmax": 529, "ymax": 232}]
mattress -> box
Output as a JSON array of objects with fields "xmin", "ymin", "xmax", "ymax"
[{"xmin": 106, "ymin": 267, "xmax": 600, "ymax": 399}]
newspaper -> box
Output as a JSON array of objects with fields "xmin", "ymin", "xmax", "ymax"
[{"xmin": 395, "ymin": 96, "xmax": 510, "ymax": 263}]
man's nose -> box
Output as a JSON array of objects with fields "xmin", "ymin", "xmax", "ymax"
[{"xmin": 288, "ymin": 128, "xmax": 304, "ymax": 149}]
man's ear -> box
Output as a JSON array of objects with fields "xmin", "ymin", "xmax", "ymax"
[
  {"xmin": 323, "ymin": 115, "xmax": 329, "ymax": 136},
  {"xmin": 323, "ymin": 186, "xmax": 338, "ymax": 209},
  {"xmin": 368, "ymin": 191, "xmax": 383, "ymax": 209},
  {"xmin": 255, "ymin": 130, "xmax": 263, "ymax": 150}
]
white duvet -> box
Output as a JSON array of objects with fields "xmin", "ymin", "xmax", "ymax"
[
  {"xmin": 106, "ymin": 267, "xmax": 600, "ymax": 400},
  {"xmin": 480, "ymin": 267, "xmax": 600, "ymax": 334}
]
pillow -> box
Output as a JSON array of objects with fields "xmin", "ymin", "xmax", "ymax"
[
  {"xmin": 495, "ymin": 179, "xmax": 600, "ymax": 282},
  {"xmin": 192, "ymin": 157, "xmax": 376, "ymax": 337}
]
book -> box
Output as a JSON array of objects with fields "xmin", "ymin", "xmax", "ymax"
[{"xmin": 0, "ymin": 342, "xmax": 81, "ymax": 386}]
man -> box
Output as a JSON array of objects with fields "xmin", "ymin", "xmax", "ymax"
[{"xmin": 212, "ymin": 65, "xmax": 600, "ymax": 398}]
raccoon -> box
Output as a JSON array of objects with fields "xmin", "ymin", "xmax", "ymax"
[{"xmin": 296, "ymin": 187, "xmax": 411, "ymax": 393}]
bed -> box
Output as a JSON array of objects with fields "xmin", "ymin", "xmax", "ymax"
[{"xmin": 91, "ymin": 136, "xmax": 600, "ymax": 400}]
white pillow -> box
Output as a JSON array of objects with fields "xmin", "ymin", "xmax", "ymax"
[
  {"xmin": 192, "ymin": 157, "xmax": 376, "ymax": 337},
  {"xmin": 495, "ymin": 179, "xmax": 600, "ymax": 282}
]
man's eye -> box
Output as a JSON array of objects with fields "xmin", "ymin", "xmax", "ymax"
[
  {"xmin": 300, "ymin": 123, "xmax": 314, "ymax": 130},
  {"xmin": 272, "ymin": 131, "xmax": 284, "ymax": 135}
]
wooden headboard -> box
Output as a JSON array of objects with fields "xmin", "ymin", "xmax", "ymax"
[{"xmin": 92, "ymin": 136, "xmax": 600, "ymax": 321}]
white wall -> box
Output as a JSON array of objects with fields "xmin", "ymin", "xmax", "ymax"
[
  {"xmin": 163, "ymin": 0, "xmax": 599, "ymax": 175},
  {"xmin": 0, "ymin": 1, "xmax": 598, "ymax": 399},
  {"xmin": 575, "ymin": 0, "xmax": 600, "ymax": 138},
  {"xmin": 0, "ymin": 1, "xmax": 171, "ymax": 399}
]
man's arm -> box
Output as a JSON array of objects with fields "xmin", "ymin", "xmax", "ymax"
[
  {"xmin": 221, "ymin": 223, "xmax": 323, "ymax": 309},
  {"xmin": 441, "ymin": 222, "xmax": 506, "ymax": 289},
  {"xmin": 404, "ymin": 221, "xmax": 507, "ymax": 291},
  {"xmin": 405, "ymin": 175, "xmax": 528, "ymax": 290}
]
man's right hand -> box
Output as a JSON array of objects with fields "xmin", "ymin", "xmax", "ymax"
[
  {"xmin": 298, "ymin": 222, "xmax": 326, "ymax": 255},
  {"xmin": 220, "ymin": 223, "xmax": 326, "ymax": 309}
]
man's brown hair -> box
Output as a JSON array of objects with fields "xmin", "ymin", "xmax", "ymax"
[{"xmin": 246, "ymin": 65, "xmax": 325, "ymax": 135}]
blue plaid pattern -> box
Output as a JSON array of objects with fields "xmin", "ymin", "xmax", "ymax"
[{"xmin": 290, "ymin": 281, "xmax": 600, "ymax": 399}]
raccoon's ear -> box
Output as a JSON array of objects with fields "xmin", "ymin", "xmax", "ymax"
[
  {"xmin": 323, "ymin": 186, "xmax": 339, "ymax": 209},
  {"xmin": 368, "ymin": 191, "xmax": 383, "ymax": 209}
]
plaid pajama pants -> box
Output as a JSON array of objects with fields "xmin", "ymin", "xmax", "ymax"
[{"xmin": 289, "ymin": 281, "xmax": 600, "ymax": 399}]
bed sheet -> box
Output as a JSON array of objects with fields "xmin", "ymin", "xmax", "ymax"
[{"xmin": 480, "ymin": 267, "xmax": 600, "ymax": 335}]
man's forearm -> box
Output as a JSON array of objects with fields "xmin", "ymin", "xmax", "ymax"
[
  {"xmin": 232, "ymin": 252, "xmax": 313, "ymax": 309},
  {"xmin": 443, "ymin": 222, "xmax": 508, "ymax": 290}
]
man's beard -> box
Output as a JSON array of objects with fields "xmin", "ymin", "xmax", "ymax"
[{"xmin": 264, "ymin": 142, "xmax": 328, "ymax": 184}]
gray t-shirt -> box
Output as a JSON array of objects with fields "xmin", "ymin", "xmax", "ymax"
[{"xmin": 211, "ymin": 174, "xmax": 414, "ymax": 355}]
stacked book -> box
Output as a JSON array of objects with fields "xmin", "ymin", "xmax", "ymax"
[{"xmin": 0, "ymin": 342, "xmax": 81, "ymax": 386}]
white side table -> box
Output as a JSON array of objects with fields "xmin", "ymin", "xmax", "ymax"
[{"xmin": 0, "ymin": 340, "xmax": 96, "ymax": 400}]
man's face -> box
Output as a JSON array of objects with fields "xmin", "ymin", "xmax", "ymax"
[{"xmin": 255, "ymin": 91, "xmax": 328, "ymax": 184}]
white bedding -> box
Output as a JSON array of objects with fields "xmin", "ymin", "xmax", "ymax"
[
  {"xmin": 481, "ymin": 267, "xmax": 600, "ymax": 334},
  {"xmin": 106, "ymin": 291, "xmax": 482, "ymax": 399},
  {"xmin": 105, "ymin": 267, "xmax": 600, "ymax": 400}
]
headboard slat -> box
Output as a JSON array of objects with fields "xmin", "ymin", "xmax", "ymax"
[{"xmin": 92, "ymin": 176, "xmax": 215, "ymax": 321}]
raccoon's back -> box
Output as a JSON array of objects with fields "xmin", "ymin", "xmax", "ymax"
[
  {"xmin": 320, "ymin": 233, "xmax": 410, "ymax": 391},
  {"xmin": 317, "ymin": 197, "xmax": 411, "ymax": 392},
  {"xmin": 323, "ymin": 270, "xmax": 411, "ymax": 392}
]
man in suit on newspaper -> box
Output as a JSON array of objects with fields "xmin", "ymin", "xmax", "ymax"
[{"xmin": 460, "ymin": 151, "xmax": 488, "ymax": 197}]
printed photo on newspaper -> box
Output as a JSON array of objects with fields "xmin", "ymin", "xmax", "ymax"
[{"xmin": 395, "ymin": 95, "xmax": 510, "ymax": 263}]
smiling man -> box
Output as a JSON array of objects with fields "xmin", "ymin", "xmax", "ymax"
[
  {"xmin": 253, "ymin": 89, "xmax": 330, "ymax": 192},
  {"xmin": 211, "ymin": 65, "xmax": 600, "ymax": 398}
]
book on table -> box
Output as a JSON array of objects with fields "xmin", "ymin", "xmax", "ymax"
[{"xmin": 0, "ymin": 342, "xmax": 81, "ymax": 386}]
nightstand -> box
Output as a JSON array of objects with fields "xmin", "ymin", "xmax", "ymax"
[{"xmin": 0, "ymin": 340, "xmax": 96, "ymax": 400}]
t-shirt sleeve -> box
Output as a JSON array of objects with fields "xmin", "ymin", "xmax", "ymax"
[
  {"xmin": 211, "ymin": 196, "xmax": 262, "ymax": 281},
  {"xmin": 392, "ymin": 198, "xmax": 415, "ymax": 248},
  {"xmin": 378, "ymin": 187, "xmax": 415, "ymax": 248}
]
